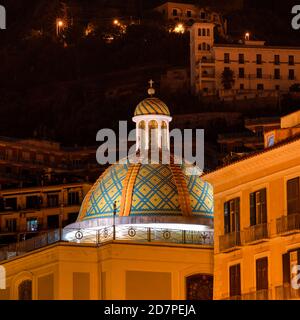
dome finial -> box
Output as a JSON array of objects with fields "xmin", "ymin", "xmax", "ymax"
[{"xmin": 147, "ymin": 79, "xmax": 155, "ymax": 96}]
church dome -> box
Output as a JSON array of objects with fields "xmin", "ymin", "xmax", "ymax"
[
  {"xmin": 134, "ymin": 97, "xmax": 170, "ymax": 116},
  {"xmin": 77, "ymin": 160, "xmax": 213, "ymax": 222}
]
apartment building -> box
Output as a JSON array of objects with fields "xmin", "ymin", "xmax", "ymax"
[
  {"xmin": 154, "ymin": 1, "xmax": 226, "ymax": 35},
  {"xmin": 0, "ymin": 182, "xmax": 91, "ymax": 246},
  {"xmin": 191, "ymin": 22, "xmax": 300, "ymax": 99},
  {"xmin": 204, "ymin": 110, "xmax": 300, "ymax": 300},
  {"xmin": 0, "ymin": 137, "xmax": 100, "ymax": 190}
]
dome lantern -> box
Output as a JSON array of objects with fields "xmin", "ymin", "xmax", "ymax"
[{"xmin": 133, "ymin": 80, "xmax": 172, "ymax": 152}]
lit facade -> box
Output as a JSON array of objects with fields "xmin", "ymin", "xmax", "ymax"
[
  {"xmin": 191, "ymin": 22, "xmax": 300, "ymax": 98},
  {"xmin": 0, "ymin": 138, "xmax": 100, "ymax": 189},
  {"xmin": 0, "ymin": 88, "xmax": 215, "ymax": 300},
  {"xmin": 0, "ymin": 183, "xmax": 91, "ymax": 245},
  {"xmin": 204, "ymin": 111, "xmax": 300, "ymax": 300}
]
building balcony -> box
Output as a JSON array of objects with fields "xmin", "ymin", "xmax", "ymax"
[
  {"xmin": 225, "ymin": 289, "xmax": 272, "ymax": 300},
  {"xmin": 199, "ymin": 57, "xmax": 215, "ymax": 65},
  {"xmin": 275, "ymin": 284, "xmax": 300, "ymax": 300},
  {"xmin": 243, "ymin": 223, "xmax": 270, "ymax": 244},
  {"xmin": 276, "ymin": 213, "xmax": 300, "ymax": 235},
  {"xmin": 219, "ymin": 231, "xmax": 241, "ymax": 253}
]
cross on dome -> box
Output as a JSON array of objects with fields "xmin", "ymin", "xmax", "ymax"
[{"xmin": 147, "ymin": 79, "xmax": 155, "ymax": 96}]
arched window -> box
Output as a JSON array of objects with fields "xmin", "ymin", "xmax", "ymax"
[
  {"xmin": 202, "ymin": 28, "xmax": 206, "ymax": 36},
  {"xmin": 161, "ymin": 121, "xmax": 168, "ymax": 149},
  {"xmin": 18, "ymin": 280, "xmax": 32, "ymax": 300},
  {"xmin": 138, "ymin": 121, "xmax": 146, "ymax": 150},
  {"xmin": 186, "ymin": 274, "xmax": 213, "ymax": 300},
  {"xmin": 207, "ymin": 44, "xmax": 211, "ymax": 51},
  {"xmin": 198, "ymin": 44, "xmax": 202, "ymax": 51},
  {"xmin": 207, "ymin": 29, "xmax": 210, "ymax": 36},
  {"xmin": 202, "ymin": 42, "xmax": 206, "ymax": 51},
  {"xmin": 149, "ymin": 120, "xmax": 158, "ymax": 149}
]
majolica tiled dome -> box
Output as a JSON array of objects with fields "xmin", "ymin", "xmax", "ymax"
[
  {"xmin": 77, "ymin": 161, "xmax": 213, "ymax": 221},
  {"xmin": 134, "ymin": 97, "xmax": 170, "ymax": 116}
]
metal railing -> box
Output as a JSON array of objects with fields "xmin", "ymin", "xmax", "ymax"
[
  {"xmin": 225, "ymin": 289, "xmax": 272, "ymax": 300},
  {"xmin": 275, "ymin": 284, "xmax": 300, "ymax": 300},
  {"xmin": 276, "ymin": 213, "xmax": 300, "ymax": 234},
  {"xmin": 243, "ymin": 223, "xmax": 269, "ymax": 244},
  {"xmin": 219, "ymin": 231, "xmax": 241, "ymax": 252},
  {"xmin": 0, "ymin": 225, "xmax": 214, "ymax": 262},
  {"xmin": 0, "ymin": 229, "xmax": 61, "ymax": 262}
]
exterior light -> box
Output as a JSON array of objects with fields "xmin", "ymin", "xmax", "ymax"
[
  {"xmin": 245, "ymin": 32, "xmax": 250, "ymax": 40},
  {"xmin": 56, "ymin": 19, "xmax": 65, "ymax": 36},
  {"xmin": 113, "ymin": 19, "xmax": 119, "ymax": 26},
  {"xmin": 174, "ymin": 23, "xmax": 185, "ymax": 34}
]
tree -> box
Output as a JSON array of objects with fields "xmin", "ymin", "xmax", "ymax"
[{"xmin": 221, "ymin": 68, "xmax": 235, "ymax": 90}]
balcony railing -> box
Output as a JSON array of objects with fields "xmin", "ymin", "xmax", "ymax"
[
  {"xmin": 275, "ymin": 284, "xmax": 300, "ymax": 300},
  {"xmin": 243, "ymin": 223, "xmax": 269, "ymax": 244},
  {"xmin": 276, "ymin": 213, "xmax": 300, "ymax": 235},
  {"xmin": 219, "ymin": 231, "xmax": 241, "ymax": 252},
  {"xmin": 226, "ymin": 289, "xmax": 272, "ymax": 300}
]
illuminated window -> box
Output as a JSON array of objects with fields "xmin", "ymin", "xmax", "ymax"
[
  {"xmin": 27, "ymin": 217, "xmax": 38, "ymax": 232},
  {"xmin": 18, "ymin": 280, "xmax": 32, "ymax": 300}
]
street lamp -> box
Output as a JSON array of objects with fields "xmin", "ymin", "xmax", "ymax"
[
  {"xmin": 56, "ymin": 19, "xmax": 64, "ymax": 36},
  {"xmin": 113, "ymin": 19, "xmax": 120, "ymax": 26}
]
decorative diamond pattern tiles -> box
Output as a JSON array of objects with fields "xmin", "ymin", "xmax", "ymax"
[
  {"xmin": 130, "ymin": 164, "xmax": 181, "ymax": 215},
  {"xmin": 185, "ymin": 173, "xmax": 214, "ymax": 217}
]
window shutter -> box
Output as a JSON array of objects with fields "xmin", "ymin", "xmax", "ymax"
[
  {"xmin": 287, "ymin": 177, "xmax": 300, "ymax": 215},
  {"xmin": 260, "ymin": 188, "xmax": 267, "ymax": 223},
  {"xmin": 229, "ymin": 264, "xmax": 241, "ymax": 297},
  {"xmin": 282, "ymin": 253, "xmax": 290, "ymax": 284},
  {"xmin": 250, "ymin": 192, "xmax": 256, "ymax": 226},
  {"xmin": 235, "ymin": 198, "xmax": 240, "ymax": 232},
  {"xmin": 256, "ymin": 257, "xmax": 268, "ymax": 290},
  {"xmin": 224, "ymin": 201, "xmax": 230, "ymax": 234}
]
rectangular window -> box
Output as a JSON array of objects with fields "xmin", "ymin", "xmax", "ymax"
[
  {"xmin": 256, "ymin": 257, "xmax": 268, "ymax": 290},
  {"xmin": 47, "ymin": 194, "xmax": 59, "ymax": 208},
  {"xmin": 224, "ymin": 53, "xmax": 230, "ymax": 64},
  {"xmin": 274, "ymin": 68, "xmax": 280, "ymax": 79},
  {"xmin": 47, "ymin": 215, "xmax": 59, "ymax": 229},
  {"xmin": 240, "ymin": 83, "xmax": 244, "ymax": 90},
  {"xmin": 288, "ymin": 69, "xmax": 295, "ymax": 80},
  {"xmin": 250, "ymin": 188, "xmax": 267, "ymax": 226},
  {"xmin": 289, "ymin": 55, "xmax": 295, "ymax": 65},
  {"xmin": 224, "ymin": 198, "xmax": 240, "ymax": 234},
  {"xmin": 238, "ymin": 53, "xmax": 244, "ymax": 64},
  {"xmin": 4, "ymin": 197, "xmax": 17, "ymax": 211},
  {"xmin": 172, "ymin": 9, "xmax": 178, "ymax": 16},
  {"xmin": 200, "ymin": 12, "xmax": 206, "ymax": 20},
  {"xmin": 26, "ymin": 195, "xmax": 41, "ymax": 209},
  {"xmin": 229, "ymin": 264, "xmax": 241, "ymax": 298},
  {"xmin": 274, "ymin": 55, "xmax": 280, "ymax": 65},
  {"xmin": 27, "ymin": 217, "xmax": 38, "ymax": 232},
  {"xmin": 187, "ymin": 10, "xmax": 192, "ymax": 17},
  {"xmin": 287, "ymin": 177, "xmax": 300, "ymax": 215},
  {"xmin": 256, "ymin": 68, "xmax": 262, "ymax": 79},
  {"xmin": 256, "ymin": 54, "xmax": 262, "ymax": 64},
  {"xmin": 5, "ymin": 218, "xmax": 17, "ymax": 232},
  {"xmin": 257, "ymin": 83, "xmax": 264, "ymax": 90},
  {"xmin": 238, "ymin": 68, "xmax": 244, "ymax": 78},
  {"xmin": 68, "ymin": 192, "xmax": 80, "ymax": 206}
]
